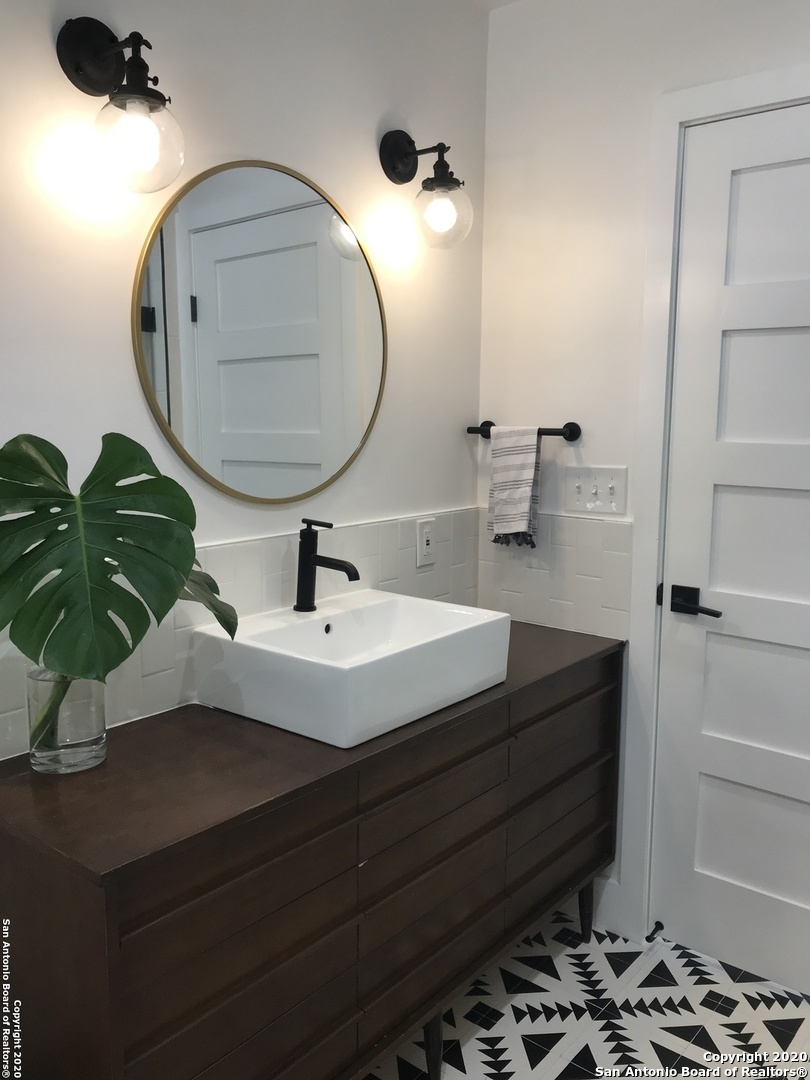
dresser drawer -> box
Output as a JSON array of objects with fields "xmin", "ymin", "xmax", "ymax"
[
  {"xmin": 509, "ymin": 690, "xmax": 616, "ymax": 811},
  {"xmin": 360, "ymin": 744, "xmax": 508, "ymax": 859},
  {"xmin": 358, "ymin": 904, "xmax": 505, "ymax": 1052},
  {"xmin": 119, "ymin": 820, "xmax": 357, "ymax": 991},
  {"xmin": 360, "ymin": 823, "xmax": 506, "ymax": 956},
  {"xmin": 115, "ymin": 772, "xmax": 357, "ymax": 927},
  {"xmin": 122, "ymin": 867, "xmax": 358, "ymax": 1053},
  {"xmin": 510, "ymin": 652, "xmax": 620, "ymax": 732},
  {"xmin": 272, "ymin": 1018, "xmax": 359, "ymax": 1080},
  {"xmin": 511, "ymin": 685, "xmax": 617, "ymax": 773},
  {"xmin": 508, "ymin": 757, "xmax": 613, "ymax": 855},
  {"xmin": 123, "ymin": 920, "xmax": 358, "ymax": 1080},
  {"xmin": 359, "ymin": 783, "xmax": 508, "ymax": 905},
  {"xmin": 360, "ymin": 862, "xmax": 504, "ymax": 1000},
  {"xmin": 191, "ymin": 968, "xmax": 358, "ymax": 1080},
  {"xmin": 506, "ymin": 789, "xmax": 613, "ymax": 891},
  {"xmin": 359, "ymin": 702, "xmax": 509, "ymax": 808},
  {"xmin": 505, "ymin": 827, "xmax": 612, "ymax": 930}
]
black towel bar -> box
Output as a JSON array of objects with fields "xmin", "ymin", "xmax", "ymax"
[{"xmin": 466, "ymin": 420, "xmax": 582, "ymax": 442}]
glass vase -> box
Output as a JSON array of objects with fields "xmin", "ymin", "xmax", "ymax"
[{"xmin": 27, "ymin": 668, "xmax": 106, "ymax": 774}]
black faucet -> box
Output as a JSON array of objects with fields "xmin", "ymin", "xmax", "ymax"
[{"xmin": 293, "ymin": 519, "xmax": 360, "ymax": 612}]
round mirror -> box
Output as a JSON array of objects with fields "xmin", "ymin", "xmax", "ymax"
[{"xmin": 132, "ymin": 161, "xmax": 386, "ymax": 503}]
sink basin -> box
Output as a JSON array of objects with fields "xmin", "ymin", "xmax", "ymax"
[{"xmin": 192, "ymin": 589, "xmax": 511, "ymax": 747}]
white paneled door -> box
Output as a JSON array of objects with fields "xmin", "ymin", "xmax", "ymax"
[
  {"xmin": 651, "ymin": 104, "xmax": 810, "ymax": 991},
  {"xmin": 191, "ymin": 202, "xmax": 346, "ymax": 498}
]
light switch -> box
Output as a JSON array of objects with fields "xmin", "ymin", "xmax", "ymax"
[{"xmin": 565, "ymin": 466, "xmax": 628, "ymax": 514}]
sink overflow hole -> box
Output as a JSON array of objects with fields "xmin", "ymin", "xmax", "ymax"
[{"xmin": 324, "ymin": 623, "xmax": 332, "ymax": 634}]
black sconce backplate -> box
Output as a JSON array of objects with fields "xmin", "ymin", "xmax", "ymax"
[
  {"xmin": 379, "ymin": 129, "xmax": 420, "ymax": 185},
  {"xmin": 56, "ymin": 16, "xmax": 124, "ymax": 97}
]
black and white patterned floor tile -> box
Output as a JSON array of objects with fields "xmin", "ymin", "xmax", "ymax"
[{"xmin": 364, "ymin": 911, "xmax": 810, "ymax": 1079}]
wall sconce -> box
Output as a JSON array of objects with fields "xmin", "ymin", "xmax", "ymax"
[
  {"xmin": 56, "ymin": 16, "xmax": 184, "ymax": 193},
  {"xmin": 379, "ymin": 129, "xmax": 473, "ymax": 249}
]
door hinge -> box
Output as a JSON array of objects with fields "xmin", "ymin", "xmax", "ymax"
[
  {"xmin": 190, "ymin": 295, "xmax": 198, "ymax": 323},
  {"xmin": 656, "ymin": 582, "xmax": 664, "ymax": 606}
]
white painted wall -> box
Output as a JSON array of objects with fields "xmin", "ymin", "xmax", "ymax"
[
  {"xmin": 482, "ymin": 0, "xmax": 810, "ymax": 943},
  {"xmin": 0, "ymin": 0, "xmax": 488, "ymax": 544},
  {"xmin": 482, "ymin": 0, "xmax": 810, "ymax": 514}
]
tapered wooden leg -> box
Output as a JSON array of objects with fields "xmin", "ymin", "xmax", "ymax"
[
  {"xmin": 423, "ymin": 1011, "xmax": 443, "ymax": 1080},
  {"xmin": 578, "ymin": 880, "xmax": 594, "ymax": 943}
]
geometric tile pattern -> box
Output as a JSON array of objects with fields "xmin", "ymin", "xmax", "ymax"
[{"xmin": 365, "ymin": 910, "xmax": 810, "ymax": 1079}]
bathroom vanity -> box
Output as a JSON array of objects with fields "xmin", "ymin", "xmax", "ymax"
[{"xmin": 0, "ymin": 621, "xmax": 624, "ymax": 1080}]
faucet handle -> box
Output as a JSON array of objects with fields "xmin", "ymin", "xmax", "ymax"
[{"xmin": 301, "ymin": 518, "xmax": 333, "ymax": 531}]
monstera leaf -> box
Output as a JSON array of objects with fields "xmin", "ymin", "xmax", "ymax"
[
  {"xmin": 0, "ymin": 433, "xmax": 234, "ymax": 682},
  {"xmin": 181, "ymin": 564, "xmax": 238, "ymax": 640}
]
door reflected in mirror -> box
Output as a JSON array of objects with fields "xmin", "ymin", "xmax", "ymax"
[{"xmin": 133, "ymin": 161, "xmax": 386, "ymax": 503}]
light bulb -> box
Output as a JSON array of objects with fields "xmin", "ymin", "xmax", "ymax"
[
  {"xmin": 414, "ymin": 185, "xmax": 473, "ymax": 249},
  {"xmin": 421, "ymin": 193, "xmax": 459, "ymax": 235},
  {"xmin": 107, "ymin": 100, "xmax": 160, "ymax": 172},
  {"xmin": 96, "ymin": 97, "xmax": 184, "ymax": 193}
]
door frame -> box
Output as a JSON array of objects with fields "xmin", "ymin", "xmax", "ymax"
[{"xmin": 598, "ymin": 63, "xmax": 810, "ymax": 944}]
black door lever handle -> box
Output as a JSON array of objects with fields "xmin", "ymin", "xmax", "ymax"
[{"xmin": 671, "ymin": 584, "xmax": 723, "ymax": 618}]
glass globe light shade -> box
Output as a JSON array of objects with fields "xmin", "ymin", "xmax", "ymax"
[
  {"xmin": 414, "ymin": 185, "xmax": 473, "ymax": 249},
  {"xmin": 328, "ymin": 213, "xmax": 364, "ymax": 261},
  {"xmin": 95, "ymin": 96, "xmax": 184, "ymax": 193}
]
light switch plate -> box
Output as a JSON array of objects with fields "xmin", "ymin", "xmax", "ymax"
[{"xmin": 565, "ymin": 466, "xmax": 628, "ymax": 514}]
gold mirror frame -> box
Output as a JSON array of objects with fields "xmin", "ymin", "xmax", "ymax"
[{"xmin": 131, "ymin": 160, "xmax": 387, "ymax": 504}]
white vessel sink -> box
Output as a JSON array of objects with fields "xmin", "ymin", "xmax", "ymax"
[{"xmin": 192, "ymin": 589, "xmax": 511, "ymax": 748}]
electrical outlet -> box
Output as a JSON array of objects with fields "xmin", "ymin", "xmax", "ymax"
[
  {"xmin": 565, "ymin": 466, "xmax": 628, "ymax": 514},
  {"xmin": 416, "ymin": 518, "xmax": 435, "ymax": 567}
]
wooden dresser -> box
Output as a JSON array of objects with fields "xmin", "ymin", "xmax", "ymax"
[{"xmin": 0, "ymin": 622, "xmax": 624, "ymax": 1080}]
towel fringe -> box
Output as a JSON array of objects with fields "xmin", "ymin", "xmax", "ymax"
[{"xmin": 492, "ymin": 531, "xmax": 536, "ymax": 548}]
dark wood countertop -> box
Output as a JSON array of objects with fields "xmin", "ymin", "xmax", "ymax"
[{"xmin": 0, "ymin": 622, "xmax": 622, "ymax": 880}]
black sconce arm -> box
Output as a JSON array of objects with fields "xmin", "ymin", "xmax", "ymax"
[{"xmin": 56, "ymin": 17, "xmax": 165, "ymax": 104}]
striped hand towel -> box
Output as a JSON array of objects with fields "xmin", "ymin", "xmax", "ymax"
[{"xmin": 486, "ymin": 427, "xmax": 541, "ymax": 547}]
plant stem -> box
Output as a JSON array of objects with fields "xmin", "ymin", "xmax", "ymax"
[{"xmin": 30, "ymin": 674, "xmax": 74, "ymax": 750}]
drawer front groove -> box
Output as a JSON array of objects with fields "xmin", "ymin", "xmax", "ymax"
[
  {"xmin": 505, "ymin": 827, "xmax": 613, "ymax": 931},
  {"xmin": 360, "ymin": 744, "xmax": 508, "ymax": 860},
  {"xmin": 359, "ymin": 783, "xmax": 508, "ymax": 905},
  {"xmin": 510, "ymin": 654, "xmax": 620, "ymax": 732},
  {"xmin": 359, "ymin": 702, "xmax": 509, "ymax": 808},
  {"xmin": 509, "ymin": 734, "xmax": 614, "ymax": 813},
  {"xmin": 510, "ymin": 685, "xmax": 618, "ymax": 775},
  {"xmin": 358, "ymin": 905, "xmax": 505, "ymax": 1052},
  {"xmin": 115, "ymin": 773, "xmax": 357, "ymax": 927},
  {"xmin": 508, "ymin": 758, "xmax": 613, "ymax": 855},
  {"xmin": 359, "ymin": 864, "xmax": 505, "ymax": 996},
  {"xmin": 191, "ymin": 969, "xmax": 359, "ymax": 1080},
  {"xmin": 506, "ymin": 790, "xmax": 614, "ymax": 891},
  {"xmin": 124, "ymin": 920, "xmax": 357, "ymax": 1080},
  {"xmin": 270, "ymin": 1019, "xmax": 359, "ymax": 1080},
  {"xmin": 360, "ymin": 823, "xmax": 507, "ymax": 956},
  {"xmin": 122, "ymin": 876, "xmax": 358, "ymax": 1071},
  {"xmin": 119, "ymin": 819, "xmax": 358, "ymax": 991}
]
